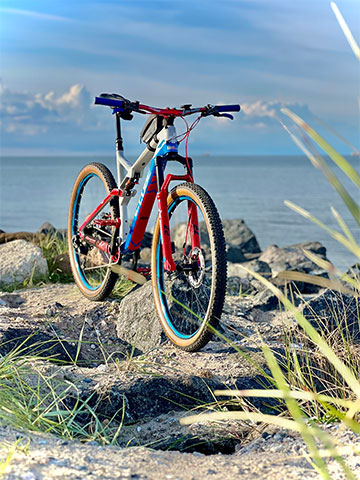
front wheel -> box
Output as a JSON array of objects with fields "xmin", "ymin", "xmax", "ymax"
[{"xmin": 152, "ymin": 183, "xmax": 227, "ymax": 351}]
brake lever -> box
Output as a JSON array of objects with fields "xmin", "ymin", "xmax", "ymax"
[{"xmin": 213, "ymin": 113, "xmax": 234, "ymax": 120}]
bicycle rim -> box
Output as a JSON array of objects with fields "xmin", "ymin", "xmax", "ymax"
[
  {"xmin": 68, "ymin": 163, "xmax": 119, "ymax": 299},
  {"xmin": 152, "ymin": 183, "xmax": 227, "ymax": 351}
]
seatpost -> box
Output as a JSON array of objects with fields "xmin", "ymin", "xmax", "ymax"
[{"xmin": 115, "ymin": 113, "xmax": 123, "ymax": 151}]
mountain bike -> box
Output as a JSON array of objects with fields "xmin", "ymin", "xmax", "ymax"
[{"xmin": 68, "ymin": 93, "xmax": 240, "ymax": 351}]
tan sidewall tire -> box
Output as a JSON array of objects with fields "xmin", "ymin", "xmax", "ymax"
[
  {"xmin": 151, "ymin": 183, "xmax": 226, "ymax": 351},
  {"xmin": 67, "ymin": 163, "xmax": 119, "ymax": 301}
]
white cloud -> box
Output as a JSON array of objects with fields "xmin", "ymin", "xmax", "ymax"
[
  {"xmin": 0, "ymin": 8, "xmax": 70, "ymax": 22},
  {"xmin": 0, "ymin": 83, "xmax": 94, "ymax": 136}
]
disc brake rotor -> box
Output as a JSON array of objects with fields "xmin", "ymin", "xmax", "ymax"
[{"xmin": 187, "ymin": 247, "xmax": 205, "ymax": 288}]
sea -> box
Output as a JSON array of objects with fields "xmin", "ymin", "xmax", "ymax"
[{"xmin": 0, "ymin": 155, "xmax": 359, "ymax": 271}]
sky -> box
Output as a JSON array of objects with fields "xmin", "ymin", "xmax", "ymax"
[{"xmin": 0, "ymin": 0, "xmax": 359, "ymax": 156}]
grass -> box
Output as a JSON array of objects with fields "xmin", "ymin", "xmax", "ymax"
[
  {"xmin": 0, "ymin": 340, "xmax": 126, "ymax": 447},
  {"xmin": 181, "ymin": 4, "xmax": 360, "ymax": 478}
]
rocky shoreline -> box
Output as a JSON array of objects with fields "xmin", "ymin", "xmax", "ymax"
[{"xmin": 0, "ymin": 220, "xmax": 359, "ymax": 479}]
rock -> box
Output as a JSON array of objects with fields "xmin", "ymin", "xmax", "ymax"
[
  {"xmin": 222, "ymin": 219, "xmax": 261, "ymax": 256},
  {"xmin": 259, "ymin": 242, "xmax": 329, "ymax": 293},
  {"xmin": 226, "ymin": 260, "xmax": 272, "ymax": 296},
  {"xmin": 226, "ymin": 245, "xmax": 246, "ymax": 263},
  {"xmin": 259, "ymin": 242, "xmax": 327, "ymax": 276},
  {"xmin": 227, "ymin": 260, "xmax": 271, "ymax": 280},
  {"xmin": 0, "ymin": 232, "xmax": 42, "ymax": 244},
  {"xmin": 0, "ymin": 240, "xmax": 48, "ymax": 287},
  {"xmin": 0, "ymin": 293, "xmax": 25, "ymax": 307},
  {"xmin": 54, "ymin": 252, "xmax": 72, "ymax": 275},
  {"xmin": 301, "ymin": 289, "xmax": 360, "ymax": 340},
  {"xmin": 346, "ymin": 264, "xmax": 360, "ymax": 281},
  {"xmin": 37, "ymin": 222, "xmax": 56, "ymax": 235},
  {"xmin": 141, "ymin": 231, "xmax": 153, "ymax": 249},
  {"xmin": 171, "ymin": 219, "xmax": 260, "ymax": 262},
  {"xmin": 116, "ymin": 282, "xmax": 166, "ymax": 352},
  {"xmin": 252, "ymin": 289, "xmax": 279, "ymax": 312},
  {"xmin": 226, "ymin": 277, "xmax": 255, "ymax": 296},
  {"xmin": 140, "ymin": 247, "xmax": 152, "ymax": 262}
]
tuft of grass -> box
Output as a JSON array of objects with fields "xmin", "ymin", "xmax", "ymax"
[
  {"xmin": 181, "ymin": 4, "xmax": 360, "ymax": 478},
  {"xmin": 0, "ymin": 339, "xmax": 125, "ymax": 446},
  {"xmin": 33, "ymin": 233, "xmax": 73, "ymax": 284}
]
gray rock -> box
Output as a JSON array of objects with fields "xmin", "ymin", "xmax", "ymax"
[
  {"xmin": 0, "ymin": 293, "xmax": 24, "ymax": 307},
  {"xmin": 116, "ymin": 282, "xmax": 166, "ymax": 352},
  {"xmin": 227, "ymin": 260, "xmax": 271, "ymax": 280},
  {"xmin": 226, "ymin": 245, "xmax": 246, "ymax": 263},
  {"xmin": 0, "ymin": 240, "xmax": 48, "ymax": 287},
  {"xmin": 259, "ymin": 242, "xmax": 328, "ymax": 276},
  {"xmin": 252, "ymin": 289, "xmax": 279, "ymax": 312},
  {"xmin": 37, "ymin": 222, "xmax": 56, "ymax": 235},
  {"xmin": 226, "ymin": 277, "xmax": 255, "ymax": 296},
  {"xmin": 222, "ymin": 219, "xmax": 261, "ymax": 255},
  {"xmin": 171, "ymin": 219, "xmax": 260, "ymax": 262},
  {"xmin": 226, "ymin": 260, "xmax": 272, "ymax": 296},
  {"xmin": 301, "ymin": 289, "xmax": 360, "ymax": 339}
]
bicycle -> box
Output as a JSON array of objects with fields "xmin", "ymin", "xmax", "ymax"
[{"xmin": 68, "ymin": 93, "xmax": 240, "ymax": 351}]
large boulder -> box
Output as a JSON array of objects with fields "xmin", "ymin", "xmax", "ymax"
[
  {"xmin": 226, "ymin": 260, "xmax": 271, "ymax": 296},
  {"xmin": 222, "ymin": 219, "xmax": 261, "ymax": 256},
  {"xmin": 0, "ymin": 240, "xmax": 48, "ymax": 287},
  {"xmin": 116, "ymin": 282, "xmax": 166, "ymax": 353},
  {"xmin": 301, "ymin": 289, "xmax": 360, "ymax": 340},
  {"xmin": 258, "ymin": 242, "xmax": 330, "ymax": 294},
  {"xmin": 171, "ymin": 219, "xmax": 260, "ymax": 264},
  {"xmin": 259, "ymin": 242, "xmax": 328, "ymax": 276}
]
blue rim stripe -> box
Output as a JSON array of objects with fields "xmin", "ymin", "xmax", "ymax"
[
  {"xmin": 156, "ymin": 195, "xmax": 199, "ymax": 339},
  {"xmin": 72, "ymin": 173, "xmax": 101, "ymax": 291}
]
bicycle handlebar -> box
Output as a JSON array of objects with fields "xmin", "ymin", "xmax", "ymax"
[
  {"xmin": 94, "ymin": 96, "xmax": 125, "ymax": 108},
  {"xmin": 214, "ymin": 105, "xmax": 240, "ymax": 113},
  {"xmin": 94, "ymin": 94, "xmax": 241, "ymax": 118}
]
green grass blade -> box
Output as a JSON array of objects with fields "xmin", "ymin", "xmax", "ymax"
[
  {"xmin": 241, "ymin": 267, "xmax": 360, "ymax": 398},
  {"xmin": 281, "ymin": 108, "xmax": 360, "ymax": 189},
  {"xmin": 331, "ymin": 206, "xmax": 358, "ymax": 245},
  {"xmin": 331, "ymin": 2, "xmax": 360, "ymax": 61},
  {"xmin": 285, "ymin": 201, "xmax": 360, "ymax": 257}
]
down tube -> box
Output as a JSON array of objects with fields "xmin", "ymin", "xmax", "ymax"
[{"xmin": 121, "ymin": 159, "xmax": 159, "ymax": 253}]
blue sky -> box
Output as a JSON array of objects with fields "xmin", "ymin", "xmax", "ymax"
[{"xmin": 0, "ymin": 0, "xmax": 359, "ymax": 156}]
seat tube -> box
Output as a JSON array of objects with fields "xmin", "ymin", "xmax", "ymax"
[{"xmin": 115, "ymin": 113, "xmax": 129, "ymax": 242}]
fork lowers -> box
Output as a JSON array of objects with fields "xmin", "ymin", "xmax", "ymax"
[{"xmin": 152, "ymin": 182, "xmax": 227, "ymax": 352}]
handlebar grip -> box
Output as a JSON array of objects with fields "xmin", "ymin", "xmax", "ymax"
[
  {"xmin": 215, "ymin": 104, "xmax": 241, "ymax": 113},
  {"xmin": 94, "ymin": 96, "xmax": 124, "ymax": 108}
]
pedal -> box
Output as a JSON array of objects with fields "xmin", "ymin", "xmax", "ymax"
[{"xmin": 110, "ymin": 264, "xmax": 147, "ymax": 285}]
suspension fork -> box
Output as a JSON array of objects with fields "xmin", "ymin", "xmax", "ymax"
[{"xmin": 155, "ymin": 155, "xmax": 195, "ymax": 272}]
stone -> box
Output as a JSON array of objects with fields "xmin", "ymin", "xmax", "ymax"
[
  {"xmin": 258, "ymin": 242, "xmax": 329, "ymax": 293},
  {"xmin": 222, "ymin": 219, "xmax": 261, "ymax": 255},
  {"xmin": 54, "ymin": 252, "xmax": 72, "ymax": 275},
  {"xmin": 226, "ymin": 245, "xmax": 246, "ymax": 263},
  {"xmin": 301, "ymin": 289, "xmax": 360, "ymax": 339},
  {"xmin": 0, "ymin": 239, "xmax": 48, "ymax": 287},
  {"xmin": 252, "ymin": 289, "xmax": 279, "ymax": 312},
  {"xmin": 37, "ymin": 222, "xmax": 56, "ymax": 235},
  {"xmin": 227, "ymin": 260, "xmax": 271, "ymax": 280},
  {"xmin": 171, "ymin": 219, "xmax": 261, "ymax": 262},
  {"xmin": 259, "ymin": 242, "xmax": 328, "ymax": 276},
  {"xmin": 116, "ymin": 282, "xmax": 166, "ymax": 353}
]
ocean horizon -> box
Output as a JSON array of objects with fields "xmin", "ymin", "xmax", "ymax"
[{"xmin": 1, "ymin": 154, "xmax": 359, "ymax": 271}]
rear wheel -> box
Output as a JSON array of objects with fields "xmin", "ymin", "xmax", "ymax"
[
  {"xmin": 68, "ymin": 162, "xmax": 119, "ymax": 300},
  {"xmin": 152, "ymin": 183, "xmax": 227, "ymax": 351}
]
